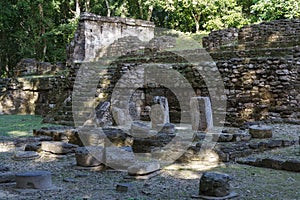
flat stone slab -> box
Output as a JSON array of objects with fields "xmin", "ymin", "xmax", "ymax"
[
  {"xmin": 128, "ymin": 161, "xmax": 160, "ymax": 176},
  {"xmin": 116, "ymin": 182, "xmax": 135, "ymax": 192},
  {"xmin": 15, "ymin": 170, "xmax": 52, "ymax": 189},
  {"xmin": 249, "ymin": 125, "xmax": 272, "ymax": 138},
  {"xmin": 0, "ymin": 172, "xmax": 15, "ymax": 183},
  {"xmin": 105, "ymin": 146, "xmax": 136, "ymax": 170},
  {"xmin": 41, "ymin": 141, "xmax": 78, "ymax": 154},
  {"xmin": 12, "ymin": 151, "xmax": 40, "ymax": 161}
]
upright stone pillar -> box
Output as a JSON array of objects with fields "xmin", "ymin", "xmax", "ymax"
[
  {"xmin": 190, "ymin": 96, "xmax": 213, "ymax": 132},
  {"xmin": 150, "ymin": 96, "xmax": 170, "ymax": 129}
]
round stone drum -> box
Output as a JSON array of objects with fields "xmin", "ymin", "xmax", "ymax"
[{"xmin": 15, "ymin": 170, "xmax": 52, "ymax": 189}]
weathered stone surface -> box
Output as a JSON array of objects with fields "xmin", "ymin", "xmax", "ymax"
[
  {"xmin": 267, "ymin": 140, "xmax": 283, "ymax": 148},
  {"xmin": 199, "ymin": 172, "xmax": 232, "ymax": 197},
  {"xmin": 236, "ymin": 157, "xmax": 262, "ymax": 167},
  {"xmin": 0, "ymin": 166, "xmax": 10, "ymax": 172},
  {"xmin": 116, "ymin": 182, "xmax": 134, "ymax": 192},
  {"xmin": 261, "ymin": 158, "xmax": 284, "ymax": 170},
  {"xmin": 249, "ymin": 125, "xmax": 272, "ymax": 138},
  {"xmin": 75, "ymin": 146, "xmax": 104, "ymax": 167},
  {"xmin": 213, "ymin": 133, "xmax": 233, "ymax": 142},
  {"xmin": 157, "ymin": 123, "xmax": 175, "ymax": 134},
  {"xmin": 130, "ymin": 121, "xmax": 151, "ymax": 137},
  {"xmin": 0, "ymin": 172, "xmax": 15, "ymax": 183},
  {"xmin": 111, "ymin": 107, "xmax": 129, "ymax": 126},
  {"xmin": 24, "ymin": 142, "xmax": 41, "ymax": 152},
  {"xmin": 12, "ymin": 151, "xmax": 40, "ymax": 161},
  {"xmin": 190, "ymin": 97, "xmax": 213, "ymax": 132},
  {"xmin": 232, "ymin": 132, "xmax": 252, "ymax": 142},
  {"xmin": 15, "ymin": 170, "xmax": 52, "ymax": 189},
  {"xmin": 150, "ymin": 96, "xmax": 170, "ymax": 129},
  {"xmin": 41, "ymin": 141, "xmax": 78, "ymax": 154},
  {"xmin": 127, "ymin": 161, "xmax": 160, "ymax": 175},
  {"xmin": 282, "ymin": 160, "xmax": 300, "ymax": 172},
  {"xmin": 105, "ymin": 146, "xmax": 135, "ymax": 169}
]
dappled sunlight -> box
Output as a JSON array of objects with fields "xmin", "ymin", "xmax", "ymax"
[
  {"xmin": 8, "ymin": 130, "xmax": 31, "ymax": 137},
  {"xmin": 163, "ymin": 160, "xmax": 222, "ymax": 180}
]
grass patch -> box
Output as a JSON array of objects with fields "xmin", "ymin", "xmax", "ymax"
[
  {"xmin": 213, "ymin": 163, "xmax": 300, "ymax": 199},
  {"xmin": 0, "ymin": 114, "xmax": 60, "ymax": 138}
]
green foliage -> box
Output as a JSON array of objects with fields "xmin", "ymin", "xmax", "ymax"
[
  {"xmin": 251, "ymin": 0, "xmax": 300, "ymax": 22},
  {"xmin": 1, "ymin": 0, "xmax": 300, "ymax": 78},
  {"xmin": 0, "ymin": 115, "xmax": 61, "ymax": 137}
]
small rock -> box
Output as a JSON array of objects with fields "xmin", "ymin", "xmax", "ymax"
[
  {"xmin": 12, "ymin": 151, "xmax": 40, "ymax": 161},
  {"xmin": 199, "ymin": 172, "xmax": 232, "ymax": 197},
  {"xmin": 24, "ymin": 142, "xmax": 41, "ymax": 152},
  {"xmin": 128, "ymin": 161, "xmax": 160, "ymax": 176},
  {"xmin": 213, "ymin": 133, "xmax": 233, "ymax": 142},
  {"xmin": 116, "ymin": 182, "xmax": 134, "ymax": 192}
]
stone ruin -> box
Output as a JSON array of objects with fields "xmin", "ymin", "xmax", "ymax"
[{"xmin": 1, "ymin": 14, "xmax": 300, "ymax": 198}]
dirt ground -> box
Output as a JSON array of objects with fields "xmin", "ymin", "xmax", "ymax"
[{"xmin": 0, "ymin": 123, "xmax": 299, "ymax": 200}]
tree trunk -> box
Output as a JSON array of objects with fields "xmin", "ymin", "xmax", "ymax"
[
  {"xmin": 85, "ymin": 0, "xmax": 90, "ymax": 12},
  {"xmin": 105, "ymin": 0, "xmax": 111, "ymax": 17},
  {"xmin": 147, "ymin": 5, "xmax": 153, "ymax": 21},
  {"xmin": 191, "ymin": 11, "xmax": 200, "ymax": 32},
  {"xmin": 38, "ymin": 3, "xmax": 46, "ymax": 61},
  {"xmin": 76, "ymin": 0, "xmax": 81, "ymax": 17}
]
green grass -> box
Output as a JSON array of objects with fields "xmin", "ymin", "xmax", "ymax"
[{"xmin": 0, "ymin": 114, "xmax": 60, "ymax": 137}]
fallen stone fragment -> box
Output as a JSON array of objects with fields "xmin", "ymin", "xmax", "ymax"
[
  {"xmin": 282, "ymin": 160, "xmax": 300, "ymax": 172},
  {"xmin": 0, "ymin": 172, "xmax": 15, "ymax": 183},
  {"xmin": 157, "ymin": 123, "xmax": 175, "ymax": 134},
  {"xmin": 75, "ymin": 146, "xmax": 104, "ymax": 167},
  {"xmin": 131, "ymin": 121, "xmax": 151, "ymax": 137},
  {"xmin": 199, "ymin": 172, "xmax": 232, "ymax": 197},
  {"xmin": 24, "ymin": 142, "xmax": 41, "ymax": 152},
  {"xmin": 249, "ymin": 125, "xmax": 272, "ymax": 138},
  {"xmin": 116, "ymin": 182, "xmax": 134, "ymax": 192},
  {"xmin": 127, "ymin": 161, "xmax": 160, "ymax": 176},
  {"xmin": 15, "ymin": 170, "xmax": 52, "ymax": 189},
  {"xmin": 12, "ymin": 151, "xmax": 40, "ymax": 161},
  {"xmin": 105, "ymin": 146, "xmax": 136, "ymax": 170},
  {"xmin": 41, "ymin": 141, "xmax": 78, "ymax": 154}
]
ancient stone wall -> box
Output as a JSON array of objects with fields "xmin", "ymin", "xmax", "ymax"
[
  {"xmin": 202, "ymin": 19, "xmax": 300, "ymax": 125},
  {"xmin": 0, "ymin": 60, "xmax": 73, "ymax": 124},
  {"xmin": 68, "ymin": 12, "xmax": 155, "ymax": 63}
]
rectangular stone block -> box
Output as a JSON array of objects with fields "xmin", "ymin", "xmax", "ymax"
[{"xmin": 190, "ymin": 97, "xmax": 213, "ymax": 132}]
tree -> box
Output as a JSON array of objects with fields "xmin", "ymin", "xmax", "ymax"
[{"xmin": 251, "ymin": 0, "xmax": 300, "ymax": 22}]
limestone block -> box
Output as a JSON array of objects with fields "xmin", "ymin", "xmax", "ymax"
[
  {"xmin": 105, "ymin": 146, "xmax": 135, "ymax": 170},
  {"xmin": 190, "ymin": 97, "xmax": 213, "ymax": 132},
  {"xmin": 249, "ymin": 125, "xmax": 272, "ymax": 138},
  {"xmin": 15, "ymin": 171, "xmax": 52, "ymax": 189},
  {"xmin": 75, "ymin": 146, "xmax": 104, "ymax": 167},
  {"xmin": 199, "ymin": 172, "xmax": 232, "ymax": 197},
  {"xmin": 41, "ymin": 141, "xmax": 78, "ymax": 154}
]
